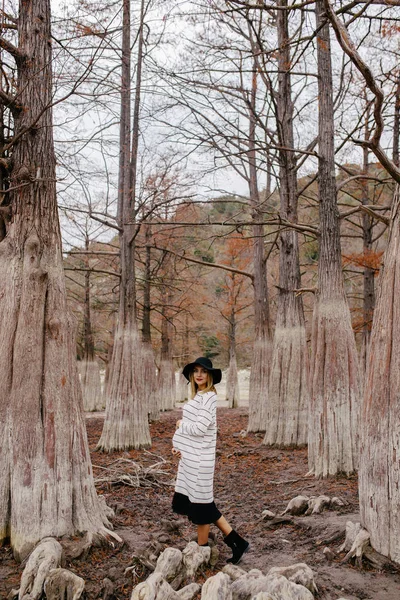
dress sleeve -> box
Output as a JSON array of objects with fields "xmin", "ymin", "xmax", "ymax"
[{"xmin": 179, "ymin": 393, "xmax": 216, "ymax": 436}]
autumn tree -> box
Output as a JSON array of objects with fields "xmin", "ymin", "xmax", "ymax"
[
  {"xmin": 307, "ymin": 0, "xmax": 361, "ymax": 477},
  {"xmin": 0, "ymin": 1, "xmax": 118, "ymax": 559},
  {"xmin": 260, "ymin": 0, "xmax": 310, "ymax": 447},
  {"xmin": 212, "ymin": 234, "xmax": 253, "ymax": 407},
  {"xmin": 97, "ymin": 0, "xmax": 152, "ymax": 451}
]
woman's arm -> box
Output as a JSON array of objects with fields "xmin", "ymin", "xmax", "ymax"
[{"xmin": 178, "ymin": 393, "xmax": 216, "ymax": 436}]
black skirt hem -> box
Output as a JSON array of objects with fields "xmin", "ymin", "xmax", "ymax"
[{"xmin": 172, "ymin": 492, "xmax": 222, "ymax": 525}]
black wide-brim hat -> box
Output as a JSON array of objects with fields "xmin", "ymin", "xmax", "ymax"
[{"xmin": 182, "ymin": 357, "xmax": 222, "ymax": 385}]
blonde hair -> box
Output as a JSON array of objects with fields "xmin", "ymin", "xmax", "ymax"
[{"xmin": 189, "ymin": 370, "xmax": 216, "ymax": 398}]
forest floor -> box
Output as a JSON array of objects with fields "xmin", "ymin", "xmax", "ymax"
[{"xmin": 1, "ymin": 407, "xmax": 400, "ymax": 600}]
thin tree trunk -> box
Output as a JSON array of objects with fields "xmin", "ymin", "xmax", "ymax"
[
  {"xmin": 0, "ymin": 0, "xmax": 115, "ymax": 559},
  {"xmin": 226, "ymin": 310, "xmax": 240, "ymax": 409},
  {"xmin": 264, "ymin": 0, "xmax": 309, "ymax": 447},
  {"xmin": 247, "ymin": 56, "xmax": 272, "ymax": 433},
  {"xmin": 393, "ymin": 76, "xmax": 400, "ymax": 168},
  {"xmin": 359, "ymin": 186, "xmax": 400, "ymax": 562},
  {"xmin": 177, "ymin": 314, "xmax": 190, "ymax": 403},
  {"xmin": 97, "ymin": 0, "xmax": 151, "ymax": 451},
  {"xmin": 360, "ymin": 119, "xmax": 375, "ymax": 374},
  {"xmin": 157, "ymin": 290, "xmax": 176, "ymax": 411},
  {"xmin": 308, "ymin": 0, "xmax": 361, "ymax": 476},
  {"xmin": 81, "ymin": 236, "xmax": 103, "ymax": 411},
  {"xmin": 142, "ymin": 226, "xmax": 159, "ymax": 420}
]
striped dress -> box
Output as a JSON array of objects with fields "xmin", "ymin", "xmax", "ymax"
[{"xmin": 172, "ymin": 391, "xmax": 217, "ymax": 504}]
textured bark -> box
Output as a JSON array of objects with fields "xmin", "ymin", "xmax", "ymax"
[
  {"xmin": 308, "ymin": 0, "xmax": 361, "ymax": 477},
  {"xmin": 97, "ymin": 327, "xmax": 151, "ymax": 450},
  {"xmin": 157, "ymin": 293, "xmax": 176, "ymax": 412},
  {"xmin": 176, "ymin": 373, "xmax": 189, "ymax": 404},
  {"xmin": 44, "ymin": 569, "xmax": 85, "ymax": 600},
  {"xmin": 230, "ymin": 571, "xmax": 313, "ymax": 600},
  {"xmin": 226, "ymin": 313, "xmax": 240, "ymax": 409},
  {"xmin": 359, "ymin": 187, "xmax": 400, "ymax": 563},
  {"xmin": 144, "ymin": 341, "xmax": 160, "ymax": 422},
  {"xmin": 394, "ymin": 76, "xmax": 400, "ymax": 168},
  {"xmin": 0, "ymin": 0, "xmax": 117, "ymax": 560},
  {"xmin": 201, "ymin": 572, "xmax": 232, "ymax": 599},
  {"xmin": 264, "ymin": 2, "xmax": 309, "ymax": 447},
  {"xmin": 359, "ymin": 117, "xmax": 375, "ymax": 374},
  {"xmin": 97, "ymin": 0, "xmax": 151, "ymax": 450},
  {"xmin": 80, "ymin": 360, "xmax": 103, "ymax": 412},
  {"xmin": 18, "ymin": 538, "xmax": 63, "ymax": 600},
  {"xmin": 247, "ymin": 54, "xmax": 272, "ymax": 433},
  {"xmin": 80, "ymin": 238, "xmax": 103, "ymax": 411}
]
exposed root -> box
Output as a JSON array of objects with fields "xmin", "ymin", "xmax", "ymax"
[
  {"xmin": 282, "ymin": 496, "xmax": 309, "ymax": 516},
  {"xmin": 18, "ymin": 538, "xmax": 63, "ymax": 600},
  {"xmin": 44, "ymin": 568, "xmax": 85, "ymax": 600},
  {"xmin": 282, "ymin": 494, "xmax": 346, "ymax": 517},
  {"xmin": 341, "ymin": 528, "xmax": 370, "ymax": 568},
  {"xmin": 201, "ymin": 572, "xmax": 231, "ymax": 599},
  {"xmin": 62, "ymin": 527, "xmax": 123, "ymax": 562},
  {"xmin": 305, "ymin": 495, "xmax": 331, "ymax": 515},
  {"xmin": 268, "ymin": 563, "xmax": 318, "ymax": 594}
]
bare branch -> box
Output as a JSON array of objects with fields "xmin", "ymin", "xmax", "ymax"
[
  {"xmin": 151, "ymin": 244, "xmax": 254, "ymax": 281},
  {"xmin": 64, "ymin": 266, "xmax": 120, "ymax": 278},
  {"xmin": 0, "ymin": 36, "xmax": 25, "ymax": 62},
  {"xmin": 323, "ymin": 0, "xmax": 400, "ymax": 184}
]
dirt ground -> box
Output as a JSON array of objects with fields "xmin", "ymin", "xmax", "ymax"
[{"xmin": 1, "ymin": 407, "xmax": 400, "ymax": 599}]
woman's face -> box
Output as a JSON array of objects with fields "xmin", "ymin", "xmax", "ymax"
[{"xmin": 193, "ymin": 365, "xmax": 209, "ymax": 390}]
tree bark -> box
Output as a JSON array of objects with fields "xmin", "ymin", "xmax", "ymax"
[
  {"xmin": 0, "ymin": 0, "xmax": 116, "ymax": 559},
  {"xmin": 308, "ymin": 0, "xmax": 361, "ymax": 476},
  {"xmin": 226, "ymin": 309, "xmax": 240, "ymax": 409},
  {"xmin": 247, "ymin": 56, "xmax": 272, "ymax": 433},
  {"xmin": 360, "ymin": 138, "xmax": 375, "ymax": 374},
  {"xmin": 97, "ymin": 0, "xmax": 151, "ymax": 450},
  {"xmin": 359, "ymin": 186, "xmax": 400, "ymax": 563},
  {"xmin": 157, "ymin": 289, "xmax": 176, "ymax": 411},
  {"xmin": 80, "ymin": 237, "xmax": 103, "ymax": 411},
  {"xmin": 264, "ymin": 0, "xmax": 309, "ymax": 447}
]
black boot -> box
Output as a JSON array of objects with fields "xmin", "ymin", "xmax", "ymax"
[{"xmin": 224, "ymin": 530, "xmax": 250, "ymax": 564}]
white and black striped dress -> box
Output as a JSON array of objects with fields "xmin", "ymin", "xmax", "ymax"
[{"xmin": 172, "ymin": 391, "xmax": 217, "ymax": 505}]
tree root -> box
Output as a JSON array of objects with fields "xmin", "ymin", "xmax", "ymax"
[
  {"xmin": 44, "ymin": 568, "xmax": 85, "ymax": 600},
  {"xmin": 337, "ymin": 521, "xmax": 399, "ymax": 571},
  {"xmin": 62, "ymin": 527, "xmax": 122, "ymax": 561},
  {"xmin": 18, "ymin": 537, "xmax": 63, "ymax": 600}
]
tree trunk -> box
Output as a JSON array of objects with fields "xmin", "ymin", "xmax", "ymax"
[
  {"xmin": 393, "ymin": 76, "xmax": 400, "ymax": 168},
  {"xmin": 81, "ymin": 237, "xmax": 103, "ymax": 411},
  {"xmin": 359, "ymin": 186, "xmax": 400, "ymax": 562},
  {"xmin": 226, "ymin": 310, "xmax": 240, "ymax": 409},
  {"xmin": 157, "ymin": 291, "xmax": 176, "ymax": 411},
  {"xmin": 308, "ymin": 0, "xmax": 361, "ymax": 477},
  {"xmin": 141, "ymin": 228, "xmax": 159, "ymax": 421},
  {"xmin": 360, "ymin": 138, "xmax": 375, "ymax": 374},
  {"xmin": 97, "ymin": 0, "xmax": 151, "ymax": 451},
  {"xmin": 177, "ymin": 315, "xmax": 190, "ymax": 403},
  {"xmin": 0, "ymin": 0, "xmax": 115, "ymax": 559},
  {"xmin": 264, "ymin": 0, "xmax": 309, "ymax": 447},
  {"xmin": 247, "ymin": 57, "xmax": 272, "ymax": 433}
]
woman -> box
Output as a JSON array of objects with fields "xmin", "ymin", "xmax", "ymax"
[{"xmin": 172, "ymin": 356, "xmax": 249, "ymax": 564}]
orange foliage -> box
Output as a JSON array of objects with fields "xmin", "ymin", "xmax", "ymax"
[
  {"xmin": 342, "ymin": 249, "xmax": 383, "ymax": 273},
  {"xmin": 381, "ymin": 21, "xmax": 400, "ymax": 38}
]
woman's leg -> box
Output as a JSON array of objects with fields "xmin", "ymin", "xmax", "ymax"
[
  {"xmin": 214, "ymin": 516, "xmax": 232, "ymax": 536},
  {"xmin": 197, "ymin": 524, "xmax": 210, "ymax": 545},
  {"xmin": 214, "ymin": 515, "xmax": 249, "ymax": 564}
]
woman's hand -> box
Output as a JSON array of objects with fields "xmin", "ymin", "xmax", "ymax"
[
  {"xmin": 172, "ymin": 448, "xmax": 181, "ymax": 457},
  {"xmin": 176, "ymin": 419, "xmax": 182, "ymax": 429}
]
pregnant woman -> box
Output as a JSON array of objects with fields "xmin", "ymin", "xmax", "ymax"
[{"xmin": 172, "ymin": 356, "xmax": 249, "ymax": 565}]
